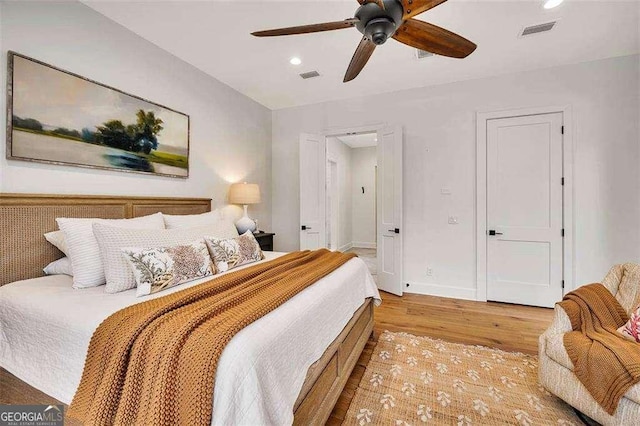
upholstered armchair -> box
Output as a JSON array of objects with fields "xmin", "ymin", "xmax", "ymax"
[{"xmin": 539, "ymin": 263, "xmax": 640, "ymax": 425}]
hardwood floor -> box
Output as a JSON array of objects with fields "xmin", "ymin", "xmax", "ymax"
[{"xmin": 327, "ymin": 291, "xmax": 555, "ymax": 425}]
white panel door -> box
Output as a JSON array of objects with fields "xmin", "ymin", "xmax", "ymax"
[
  {"xmin": 486, "ymin": 113, "xmax": 563, "ymax": 308},
  {"xmin": 299, "ymin": 133, "xmax": 326, "ymax": 250},
  {"xmin": 377, "ymin": 126, "xmax": 403, "ymax": 296}
]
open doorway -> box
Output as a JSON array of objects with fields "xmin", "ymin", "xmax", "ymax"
[
  {"xmin": 325, "ymin": 132, "xmax": 378, "ymax": 283},
  {"xmin": 299, "ymin": 126, "xmax": 403, "ymax": 295}
]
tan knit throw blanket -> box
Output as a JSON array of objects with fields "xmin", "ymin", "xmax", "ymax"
[
  {"xmin": 559, "ymin": 283, "xmax": 640, "ymax": 415},
  {"xmin": 66, "ymin": 249, "xmax": 355, "ymax": 426}
]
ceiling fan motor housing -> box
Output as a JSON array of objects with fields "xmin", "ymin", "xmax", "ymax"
[{"xmin": 355, "ymin": 0, "xmax": 404, "ymax": 45}]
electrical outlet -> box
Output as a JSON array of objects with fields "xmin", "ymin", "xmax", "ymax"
[
  {"xmin": 426, "ymin": 268, "xmax": 433, "ymax": 277},
  {"xmin": 448, "ymin": 216, "xmax": 459, "ymax": 225}
]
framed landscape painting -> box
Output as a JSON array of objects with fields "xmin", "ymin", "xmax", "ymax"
[{"xmin": 6, "ymin": 51, "xmax": 190, "ymax": 178}]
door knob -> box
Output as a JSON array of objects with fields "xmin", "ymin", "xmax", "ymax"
[
  {"xmin": 301, "ymin": 225, "xmax": 312, "ymax": 231},
  {"xmin": 488, "ymin": 230, "xmax": 503, "ymax": 236},
  {"xmin": 388, "ymin": 228, "xmax": 400, "ymax": 234}
]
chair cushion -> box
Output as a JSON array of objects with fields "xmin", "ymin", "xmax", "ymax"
[
  {"xmin": 603, "ymin": 263, "xmax": 640, "ymax": 314},
  {"xmin": 545, "ymin": 333, "xmax": 573, "ymax": 370},
  {"xmin": 628, "ymin": 382, "xmax": 640, "ymax": 405},
  {"xmin": 618, "ymin": 264, "xmax": 640, "ymax": 314}
]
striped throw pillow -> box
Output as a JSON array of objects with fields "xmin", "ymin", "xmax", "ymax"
[{"xmin": 57, "ymin": 213, "xmax": 165, "ymax": 289}]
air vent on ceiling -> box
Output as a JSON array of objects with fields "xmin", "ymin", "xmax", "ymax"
[
  {"xmin": 520, "ymin": 21, "xmax": 557, "ymax": 37},
  {"xmin": 299, "ymin": 71, "xmax": 320, "ymax": 79},
  {"xmin": 415, "ymin": 49, "xmax": 434, "ymax": 60}
]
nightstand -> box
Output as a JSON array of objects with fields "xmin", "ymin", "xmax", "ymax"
[{"xmin": 253, "ymin": 232, "xmax": 275, "ymax": 251}]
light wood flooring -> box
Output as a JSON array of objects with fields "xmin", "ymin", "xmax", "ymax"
[{"xmin": 327, "ymin": 291, "xmax": 555, "ymax": 425}]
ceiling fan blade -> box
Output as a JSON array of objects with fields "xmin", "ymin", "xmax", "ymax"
[
  {"xmin": 399, "ymin": 0, "xmax": 448, "ymax": 20},
  {"xmin": 393, "ymin": 19, "xmax": 476, "ymax": 58},
  {"xmin": 252, "ymin": 18, "xmax": 359, "ymax": 37},
  {"xmin": 344, "ymin": 37, "xmax": 376, "ymax": 82}
]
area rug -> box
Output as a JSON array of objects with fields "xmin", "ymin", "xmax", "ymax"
[{"xmin": 343, "ymin": 331, "xmax": 582, "ymax": 425}]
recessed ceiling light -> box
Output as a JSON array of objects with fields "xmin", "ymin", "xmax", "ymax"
[
  {"xmin": 543, "ymin": 0, "xmax": 564, "ymax": 9},
  {"xmin": 290, "ymin": 57, "xmax": 302, "ymax": 65}
]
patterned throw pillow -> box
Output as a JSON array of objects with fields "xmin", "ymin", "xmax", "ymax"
[
  {"xmin": 618, "ymin": 305, "xmax": 640, "ymax": 343},
  {"xmin": 122, "ymin": 240, "xmax": 215, "ymax": 297},
  {"xmin": 205, "ymin": 231, "xmax": 264, "ymax": 273},
  {"xmin": 94, "ymin": 224, "xmax": 225, "ymax": 294}
]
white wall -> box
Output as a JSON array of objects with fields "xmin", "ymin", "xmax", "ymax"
[
  {"xmin": 326, "ymin": 137, "xmax": 352, "ymax": 251},
  {"xmin": 273, "ymin": 55, "xmax": 640, "ymax": 298},
  {"xmin": 0, "ymin": 1, "xmax": 272, "ymax": 227},
  {"xmin": 351, "ymin": 147, "xmax": 376, "ymax": 248},
  {"xmin": 326, "ymin": 140, "xmax": 375, "ymax": 251}
]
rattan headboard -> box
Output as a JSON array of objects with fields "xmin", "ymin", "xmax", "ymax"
[{"xmin": 0, "ymin": 193, "xmax": 211, "ymax": 286}]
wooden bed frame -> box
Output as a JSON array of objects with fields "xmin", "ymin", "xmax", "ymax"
[{"xmin": 0, "ymin": 193, "xmax": 373, "ymax": 425}]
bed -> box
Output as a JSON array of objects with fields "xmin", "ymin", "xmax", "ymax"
[{"xmin": 0, "ymin": 194, "xmax": 380, "ymax": 425}]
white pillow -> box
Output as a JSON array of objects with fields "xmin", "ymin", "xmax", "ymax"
[
  {"xmin": 57, "ymin": 213, "xmax": 165, "ymax": 289},
  {"xmin": 200, "ymin": 218, "xmax": 239, "ymax": 239},
  {"xmin": 163, "ymin": 210, "xmax": 224, "ymax": 229},
  {"xmin": 43, "ymin": 257, "xmax": 73, "ymax": 276},
  {"xmin": 93, "ymin": 224, "xmax": 226, "ymax": 294},
  {"xmin": 44, "ymin": 230, "xmax": 69, "ymax": 256}
]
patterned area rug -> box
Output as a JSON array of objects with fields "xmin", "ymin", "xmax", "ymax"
[{"xmin": 343, "ymin": 331, "xmax": 582, "ymax": 425}]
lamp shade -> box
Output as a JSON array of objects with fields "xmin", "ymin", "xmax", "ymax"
[{"xmin": 229, "ymin": 183, "xmax": 261, "ymax": 205}]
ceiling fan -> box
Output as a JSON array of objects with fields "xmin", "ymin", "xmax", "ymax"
[{"xmin": 251, "ymin": 0, "xmax": 477, "ymax": 83}]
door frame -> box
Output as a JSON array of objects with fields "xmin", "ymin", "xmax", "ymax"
[
  {"xmin": 321, "ymin": 124, "xmax": 386, "ymax": 247},
  {"xmin": 476, "ymin": 105, "xmax": 574, "ymax": 302},
  {"xmin": 322, "ymin": 124, "xmax": 385, "ymax": 252},
  {"xmin": 320, "ymin": 123, "xmax": 404, "ymax": 295},
  {"xmin": 326, "ymin": 156, "xmax": 339, "ymax": 251}
]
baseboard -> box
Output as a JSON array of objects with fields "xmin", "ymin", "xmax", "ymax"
[
  {"xmin": 351, "ymin": 242, "xmax": 376, "ymax": 249},
  {"xmin": 338, "ymin": 242, "xmax": 353, "ymax": 252},
  {"xmin": 405, "ymin": 281, "xmax": 477, "ymax": 301}
]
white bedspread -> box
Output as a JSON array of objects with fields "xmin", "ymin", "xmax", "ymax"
[{"xmin": 0, "ymin": 252, "xmax": 380, "ymax": 425}]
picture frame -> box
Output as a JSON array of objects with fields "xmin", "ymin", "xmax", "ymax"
[{"xmin": 6, "ymin": 51, "xmax": 190, "ymax": 178}]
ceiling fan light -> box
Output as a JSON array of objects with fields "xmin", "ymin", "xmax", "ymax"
[
  {"xmin": 364, "ymin": 18, "xmax": 396, "ymax": 45},
  {"xmin": 543, "ymin": 0, "xmax": 564, "ymax": 9},
  {"xmin": 289, "ymin": 57, "xmax": 302, "ymax": 65}
]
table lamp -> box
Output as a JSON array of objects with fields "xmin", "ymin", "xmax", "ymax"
[{"xmin": 228, "ymin": 182, "xmax": 261, "ymax": 234}]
